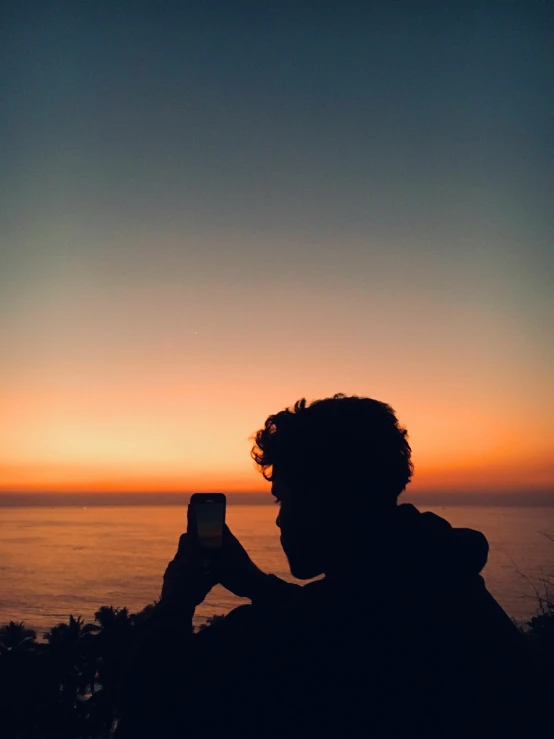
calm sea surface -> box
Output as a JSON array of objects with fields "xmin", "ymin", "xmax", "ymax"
[{"xmin": 0, "ymin": 504, "xmax": 552, "ymax": 634}]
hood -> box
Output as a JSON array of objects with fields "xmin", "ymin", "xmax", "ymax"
[{"xmin": 388, "ymin": 503, "xmax": 489, "ymax": 579}]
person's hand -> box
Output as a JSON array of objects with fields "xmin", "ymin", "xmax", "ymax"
[
  {"xmin": 160, "ymin": 533, "xmax": 216, "ymax": 610},
  {"xmin": 217, "ymin": 525, "xmax": 268, "ymax": 599}
]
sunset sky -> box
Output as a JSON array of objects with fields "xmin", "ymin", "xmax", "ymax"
[{"xmin": 1, "ymin": 2, "xmax": 552, "ymax": 496}]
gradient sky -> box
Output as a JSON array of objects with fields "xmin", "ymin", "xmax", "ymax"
[{"xmin": 1, "ymin": 1, "xmax": 552, "ymax": 495}]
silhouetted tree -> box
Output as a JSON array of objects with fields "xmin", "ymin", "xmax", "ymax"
[
  {"xmin": 132, "ymin": 601, "xmax": 157, "ymax": 625},
  {"xmin": 37, "ymin": 615, "xmax": 96, "ymax": 738},
  {"xmin": 82, "ymin": 607, "xmax": 135, "ymax": 737},
  {"xmin": 44, "ymin": 614, "xmax": 97, "ymax": 693},
  {"xmin": 0, "ymin": 620, "xmax": 37, "ymax": 653},
  {"xmin": 526, "ymin": 537, "xmax": 554, "ymax": 702},
  {"xmin": 197, "ymin": 614, "xmax": 226, "ymax": 632},
  {"xmin": 0, "ymin": 622, "xmax": 42, "ymax": 738}
]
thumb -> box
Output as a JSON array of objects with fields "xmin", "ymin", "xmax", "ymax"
[{"xmin": 172, "ymin": 533, "xmax": 200, "ymax": 566}]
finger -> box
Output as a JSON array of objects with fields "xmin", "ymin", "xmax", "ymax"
[{"xmin": 172, "ymin": 533, "xmax": 198, "ymax": 565}]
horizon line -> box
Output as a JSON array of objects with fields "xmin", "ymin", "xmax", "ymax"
[{"xmin": 0, "ymin": 491, "xmax": 553, "ymax": 507}]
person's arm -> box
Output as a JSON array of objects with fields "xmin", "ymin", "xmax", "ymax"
[
  {"xmin": 116, "ymin": 527, "xmax": 301, "ymax": 738},
  {"xmin": 248, "ymin": 572, "xmax": 302, "ymax": 607},
  {"xmin": 216, "ymin": 524, "xmax": 302, "ymax": 604}
]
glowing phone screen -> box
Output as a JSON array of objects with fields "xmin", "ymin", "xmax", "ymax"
[{"xmin": 195, "ymin": 502, "xmax": 225, "ymax": 549}]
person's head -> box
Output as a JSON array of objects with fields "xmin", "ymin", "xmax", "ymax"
[{"xmin": 251, "ymin": 394, "xmax": 413, "ymax": 579}]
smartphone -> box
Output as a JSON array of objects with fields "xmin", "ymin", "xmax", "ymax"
[{"xmin": 188, "ymin": 493, "xmax": 226, "ymax": 552}]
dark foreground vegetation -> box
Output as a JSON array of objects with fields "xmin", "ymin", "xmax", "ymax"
[
  {"xmin": 1, "ymin": 596, "xmax": 552, "ymax": 739},
  {"xmin": 0, "ymin": 604, "xmax": 229, "ymax": 739}
]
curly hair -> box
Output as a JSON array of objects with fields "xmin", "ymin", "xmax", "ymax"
[{"xmin": 251, "ymin": 394, "xmax": 413, "ymax": 502}]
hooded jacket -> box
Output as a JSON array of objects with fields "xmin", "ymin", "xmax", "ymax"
[{"xmin": 116, "ymin": 505, "xmax": 541, "ymax": 739}]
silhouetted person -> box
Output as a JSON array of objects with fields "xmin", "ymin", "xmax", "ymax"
[{"xmin": 116, "ymin": 394, "xmax": 542, "ymax": 738}]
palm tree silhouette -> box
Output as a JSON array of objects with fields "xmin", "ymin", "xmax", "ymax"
[
  {"xmin": 44, "ymin": 614, "xmax": 97, "ymax": 693},
  {"xmin": 0, "ymin": 622, "xmax": 41, "ymax": 738},
  {"xmin": 131, "ymin": 601, "xmax": 158, "ymax": 625},
  {"xmin": 0, "ymin": 620, "xmax": 37, "ymax": 653},
  {"xmin": 40, "ymin": 615, "xmax": 97, "ymax": 737},
  {"xmin": 83, "ymin": 606, "xmax": 136, "ymax": 737},
  {"xmin": 197, "ymin": 614, "xmax": 226, "ymax": 632}
]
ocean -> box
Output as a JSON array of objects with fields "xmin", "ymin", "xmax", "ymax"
[{"xmin": 0, "ymin": 503, "xmax": 552, "ymax": 634}]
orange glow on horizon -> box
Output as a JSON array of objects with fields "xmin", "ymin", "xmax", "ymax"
[
  {"xmin": 1, "ymin": 448, "xmax": 552, "ymax": 496},
  {"xmin": 2, "ymin": 287, "xmax": 552, "ymax": 497}
]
